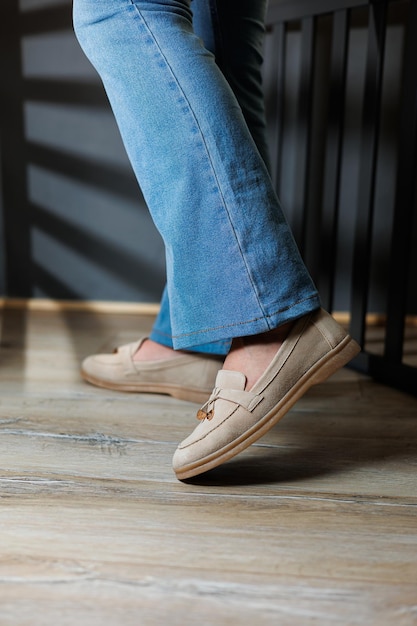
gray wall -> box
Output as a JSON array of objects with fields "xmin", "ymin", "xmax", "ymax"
[{"xmin": 1, "ymin": 0, "xmax": 166, "ymax": 302}]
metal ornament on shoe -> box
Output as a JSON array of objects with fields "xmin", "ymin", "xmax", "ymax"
[
  {"xmin": 196, "ymin": 393, "xmax": 217, "ymax": 421},
  {"xmin": 195, "ymin": 370, "xmax": 264, "ymax": 421}
]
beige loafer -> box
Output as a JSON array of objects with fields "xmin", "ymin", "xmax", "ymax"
[
  {"xmin": 173, "ymin": 308, "xmax": 360, "ymax": 479},
  {"xmin": 81, "ymin": 337, "xmax": 223, "ymax": 403}
]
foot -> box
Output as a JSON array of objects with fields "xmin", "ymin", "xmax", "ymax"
[
  {"xmin": 172, "ymin": 309, "xmax": 360, "ymax": 480},
  {"xmin": 132, "ymin": 338, "xmax": 186, "ymax": 362},
  {"xmin": 81, "ymin": 336, "xmax": 223, "ymax": 403},
  {"xmin": 222, "ymin": 322, "xmax": 294, "ymax": 390}
]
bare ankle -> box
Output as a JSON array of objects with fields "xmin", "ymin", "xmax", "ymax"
[
  {"xmin": 133, "ymin": 338, "xmax": 179, "ymax": 362},
  {"xmin": 224, "ymin": 321, "xmax": 295, "ymax": 390}
]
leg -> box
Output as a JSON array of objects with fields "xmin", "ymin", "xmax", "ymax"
[
  {"xmin": 191, "ymin": 0, "xmax": 271, "ymax": 169},
  {"xmin": 79, "ymin": 0, "xmax": 274, "ymax": 401},
  {"xmin": 73, "ymin": 0, "xmax": 320, "ymax": 353},
  {"xmin": 150, "ymin": 0, "xmax": 272, "ymax": 352}
]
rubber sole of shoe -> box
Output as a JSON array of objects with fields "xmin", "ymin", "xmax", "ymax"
[
  {"xmin": 80, "ymin": 369, "xmax": 212, "ymax": 404},
  {"xmin": 174, "ymin": 335, "xmax": 360, "ymax": 480}
]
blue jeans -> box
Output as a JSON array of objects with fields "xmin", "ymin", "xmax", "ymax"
[{"xmin": 73, "ymin": 0, "xmax": 320, "ymax": 355}]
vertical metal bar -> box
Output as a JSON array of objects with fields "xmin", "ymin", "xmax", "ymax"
[
  {"xmin": 319, "ymin": 10, "xmax": 349, "ymax": 311},
  {"xmin": 292, "ymin": 16, "xmax": 316, "ymax": 255},
  {"xmin": 385, "ymin": 0, "xmax": 417, "ymax": 362},
  {"xmin": 263, "ymin": 19, "xmax": 286, "ymax": 191},
  {"xmin": 349, "ymin": 3, "xmax": 387, "ymax": 346},
  {"xmin": 0, "ymin": 1, "xmax": 32, "ymax": 296},
  {"xmin": 273, "ymin": 21, "xmax": 286, "ymax": 192}
]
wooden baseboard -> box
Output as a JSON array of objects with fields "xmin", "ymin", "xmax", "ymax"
[
  {"xmin": 1, "ymin": 298, "xmax": 416, "ymax": 327},
  {"xmin": 0, "ymin": 297, "xmax": 160, "ymax": 316}
]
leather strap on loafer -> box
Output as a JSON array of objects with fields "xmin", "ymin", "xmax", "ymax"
[{"xmin": 197, "ymin": 370, "xmax": 264, "ymax": 421}]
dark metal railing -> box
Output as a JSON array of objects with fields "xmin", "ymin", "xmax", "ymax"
[{"xmin": 265, "ymin": 0, "xmax": 417, "ymax": 396}]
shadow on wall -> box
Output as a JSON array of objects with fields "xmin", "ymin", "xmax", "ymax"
[{"xmin": 0, "ymin": 0, "xmax": 166, "ymax": 303}]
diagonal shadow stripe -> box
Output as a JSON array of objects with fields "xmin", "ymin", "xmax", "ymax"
[
  {"xmin": 26, "ymin": 143, "xmax": 141, "ymax": 202},
  {"xmin": 20, "ymin": 3, "xmax": 73, "ymax": 36},
  {"xmin": 24, "ymin": 79, "xmax": 108, "ymax": 108},
  {"xmin": 30, "ymin": 202, "xmax": 165, "ymax": 295}
]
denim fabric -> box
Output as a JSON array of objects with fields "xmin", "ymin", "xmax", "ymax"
[
  {"xmin": 191, "ymin": 0, "xmax": 271, "ymax": 170},
  {"xmin": 73, "ymin": 0, "xmax": 320, "ymax": 354}
]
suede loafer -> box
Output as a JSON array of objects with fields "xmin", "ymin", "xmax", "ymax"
[
  {"xmin": 81, "ymin": 338, "xmax": 223, "ymax": 403},
  {"xmin": 172, "ymin": 308, "xmax": 360, "ymax": 479}
]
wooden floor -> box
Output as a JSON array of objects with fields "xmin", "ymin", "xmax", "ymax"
[{"xmin": 1, "ymin": 305, "xmax": 416, "ymax": 626}]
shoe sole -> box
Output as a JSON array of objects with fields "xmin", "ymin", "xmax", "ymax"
[
  {"xmin": 80, "ymin": 369, "xmax": 211, "ymax": 404},
  {"xmin": 175, "ymin": 335, "xmax": 360, "ymax": 480}
]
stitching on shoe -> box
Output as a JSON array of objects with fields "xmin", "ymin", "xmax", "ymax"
[{"xmin": 312, "ymin": 319, "xmax": 335, "ymax": 349}]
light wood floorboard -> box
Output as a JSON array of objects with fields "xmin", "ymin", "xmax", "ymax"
[{"xmin": 0, "ymin": 307, "xmax": 416, "ymax": 625}]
